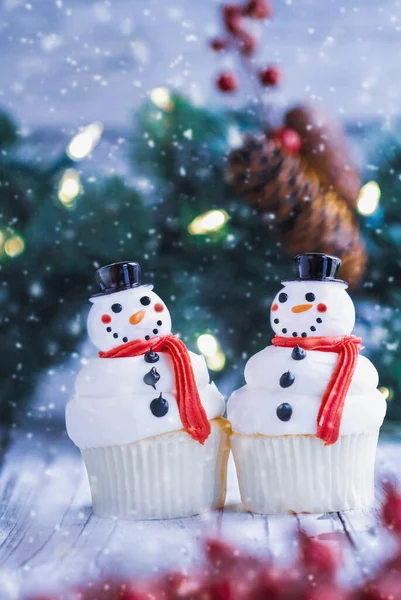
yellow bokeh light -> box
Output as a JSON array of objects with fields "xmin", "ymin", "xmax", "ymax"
[
  {"xmin": 206, "ymin": 351, "xmax": 226, "ymax": 372},
  {"xmin": 379, "ymin": 387, "xmax": 393, "ymax": 401},
  {"xmin": 67, "ymin": 122, "xmax": 103, "ymax": 161},
  {"xmin": 197, "ymin": 334, "xmax": 219, "ymax": 356},
  {"xmin": 149, "ymin": 87, "xmax": 173, "ymax": 111},
  {"xmin": 188, "ymin": 209, "xmax": 229, "ymax": 235},
  {"xmin": 357, "ymin": 181, "xmax": 381, "ymax": 216},
  {"xmin": 5, "ymin": 235, "xmax": 25, "ymax": 258},
  {"xmin": 58, "ymin": 169, "xmax": 82, "ymax": 206}
]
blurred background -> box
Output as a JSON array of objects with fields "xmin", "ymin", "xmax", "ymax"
[{"xmin": 0, "ymin": 0, "xmax": 400, "ymax": 432}]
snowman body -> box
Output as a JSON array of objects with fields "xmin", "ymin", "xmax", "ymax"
[
  {"xmin": 229, "ymin": 280, "xmax": 385, "ymax": 438},
  {"xmin": 67, "ymin": 282, "xmax": 224, "ymax": 450}
]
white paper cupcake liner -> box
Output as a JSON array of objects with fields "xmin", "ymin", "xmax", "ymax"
[
  {"xmin": 82, "ymin": 418, "xmax": 230, "ymax": 520},
  {"xmin": 230, "ymin": 430, "xmax": 379, "ymax": 514}
]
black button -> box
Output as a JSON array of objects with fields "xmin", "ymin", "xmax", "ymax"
[
  {"xmin": 291, "ymin": 345, "xmax": 306, "ymax": 361},
  {"xmin": 150, "ymin": 394, "xmax": 169, "ymax": 418},
  {"xmin": 279, "ymin": 371, "xmax": 295, "ymax": 388},
  {"xmin": 276, "ymin": 403, "xmax": 292, "ymax": 422},
  {"xmin": 144, "ymin": 347, "xmax": 159, "ymax": 363},
  {"xmin": 143, "ymin": 367, "xmax": 160, "ymax": 389}
]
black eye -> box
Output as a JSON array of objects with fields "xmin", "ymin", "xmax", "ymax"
[
  {"xmin": 305, "ymin": 293, "xmax": 315, "ymax": 302},
  {"xmin": 111, "ymin": 303, "xmax": 122, "ymax": 313},
  {"xmin": 278, "ymin": 292, "xmax": 288, "ymax": 303},
  {"xmin": 140, "ymin": 296, "xmax": 151, "ymax": 306}
]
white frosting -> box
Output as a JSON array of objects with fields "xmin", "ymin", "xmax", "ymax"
[
  {"xmin": 270, "ymin": 280, "xmax": 355, "ymax": 339},
  {"xmin": 67, "ymin": 351, "xmax": 225, "ymax": 449},
  {"xmin": 228, "ymin": 276, "xmax": 386, "ymax": 439},
  {"xmin": 228, "ymin": 345, "xmax": 386, "ymax": 437},
  {"xmin": 88, "ymin": 286, "xmax": 172, "ymax": 352}
]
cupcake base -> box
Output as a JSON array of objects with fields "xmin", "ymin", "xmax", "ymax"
[
  {"xmin": 230, "ymin": 430, "xmax": 379, "ymax": 514},
  {"xmin": 82, "ymin": 417, "xmax": 231, "ymax": 520}
]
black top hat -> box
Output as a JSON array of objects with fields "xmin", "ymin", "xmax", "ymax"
[
  {"xmin": 92, "ymin": 261, "xmax": 149, "ymax": 297},
  {"xmin": 289, "ymin": 253, "xmax": 346, "ymax": 284}
]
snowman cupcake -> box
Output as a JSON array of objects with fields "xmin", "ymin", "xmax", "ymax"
[
  {"xmin": 228, "ymin": 253, "xmax": 386, "ymax": 514},
  {"xmin": 66, "ymin": 262, "xmax": 229, "ymax": 520}
]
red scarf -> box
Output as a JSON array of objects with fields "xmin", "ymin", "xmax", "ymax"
[
  {"xmin": 272, "ymin": 335, "xmax": 362, "ymax": 445},
  {"xmin": 99, "ymin": 334, "xmax": 211, "ymax": 445}
]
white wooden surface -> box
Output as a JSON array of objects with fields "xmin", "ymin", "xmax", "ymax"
[{"xmin": 0, "ymin": 429, "xmax": 399, "ymax": 598}]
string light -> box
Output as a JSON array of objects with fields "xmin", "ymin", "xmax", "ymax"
[
  {"xmin": 197, "ymin": 333, "xmax": 226, "ymax": 372},
  {"xmin": 357, "ymin": 181, "xmax": 381, "ymax": 216},
  {"xmin": 149, "ymin": 87, "xmax": 173, "ymax": 111},
  {"xmin": 58, "ymin": 169, "xmax": 82, "ymax": 206},
  {"xmin": 5, "ymin": 235, "xmax": 25, "ymax": 258},
  {"xmin": 188, "ymin": 209, "xmax": 229, "ymax": 235},
  {"xmin": 379, "ymin": 387, "xmax": 393, "ymax": 401},
  {"xmin": 67, "ymin": 122, "xmax": 103, "ymax": 161}
]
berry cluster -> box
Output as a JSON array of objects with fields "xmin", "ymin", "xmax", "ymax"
[
  {"xmin": 211, "ymin": 1, "xmax": 279, "ymax": 94},
  {"xmin": 27, "ymin": 484, "xmax": 401, "ymax": 599},
  {"xmin": 210, "ymin": 1, "xmax": 301, "ymax": 154}
]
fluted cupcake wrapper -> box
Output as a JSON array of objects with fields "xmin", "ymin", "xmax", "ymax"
[
  {"xmin": 82, "ymin": 418, "xmax": 230, "ymax": 520},
  {"xmin": 231, "ymin": 430, "xmax": 379, "ymax": 514}
]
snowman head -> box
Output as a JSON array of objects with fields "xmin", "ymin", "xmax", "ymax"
[
  {"xmin": 270, "ymin": 253, "xmax": 355, "ymax": 339},
  {"xmin": 87, "ymin": 262, "xmax": 172, "ymax": 352}
]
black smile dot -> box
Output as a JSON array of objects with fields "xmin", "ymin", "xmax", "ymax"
[
  {"xmin": 123, "ymin": 337, "xmax": 128, "ymax": 343},
  {"xmin": 157, "ymin": 320, "xmax": 162, "ymax": 326},
  {"xmin": 153, "ymin": 328, "xmax": 159, "ymax": 335},
  {"xmin": 282, "ymin": 328, "xmax": 287, "ymax": 334},
  {"xmin": 310, "ymin": 326, "xmax": 316, "ymax": 332},
  {"xmin": 274, "ymin": 318, "xmax": 279, "ymax": 324},
  {"xmin": 106, "ymin": 327, "xmax": 112, "ymax": 332},
  {"xmin": 301, "ymin": 332, "xmax": 307, "ymax": 338},
  {"xmin": 316, "ymin": 318, "xmax": 322, "ymax": 323},
  {"xmin": 292, "ymin": 332, "xmax": 298, "ymax": 337},
  {"xmin": 145, "ymin": 335, "xmax": 150, "ymax": 340},
  {"xmin": 113, "ymin": 333, "xmax": 119, "ymax": 339}
]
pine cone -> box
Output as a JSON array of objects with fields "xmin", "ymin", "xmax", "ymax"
[
  {"xmin": 285, "ymin": 104, "xmax": 361, "ymax": 210},
  {"xmin": 228, "ymin": 136, "xmax": 367, "ymax": 287}
]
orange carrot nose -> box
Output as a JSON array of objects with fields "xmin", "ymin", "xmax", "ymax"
[
  {"xmin": 291, "ymin": 303, "xmax": 313, "ymax": 313},
  {"xmin": 129, "ymin": 309, "xmax": 146, "ymax": 325}
]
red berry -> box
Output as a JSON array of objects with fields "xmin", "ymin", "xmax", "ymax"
[
  {"xmin": 238, "ymin": 31, "xmax": 256, "ymax": 56},
  {"xmin": 300, "ymin": 532, "xmax": 338, "ymax": 579},
  {"xmin": 271, "ymin": 127, "xmax": 302, "ymax": 153},
  {"xmin": 210, "ymin": 38, "xmax": 228, "ymax": 52},
  {"xmin": 244, "ymin": 0, "xmax": 272, "ymax": 19},
  {"xmin": 223, "ymin": 5, "xmax": 243, "ymax": 35},
  {"xmin": 259, "ymin": 65, "xmax": 281, "ymax": 87},
  {"xmin": 382, "ymin": 482, "xmax": 401, "ymax": 533},
  {"xmin": 216, "ymin": 72, "xmax": 238, "ymax": 93}
]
